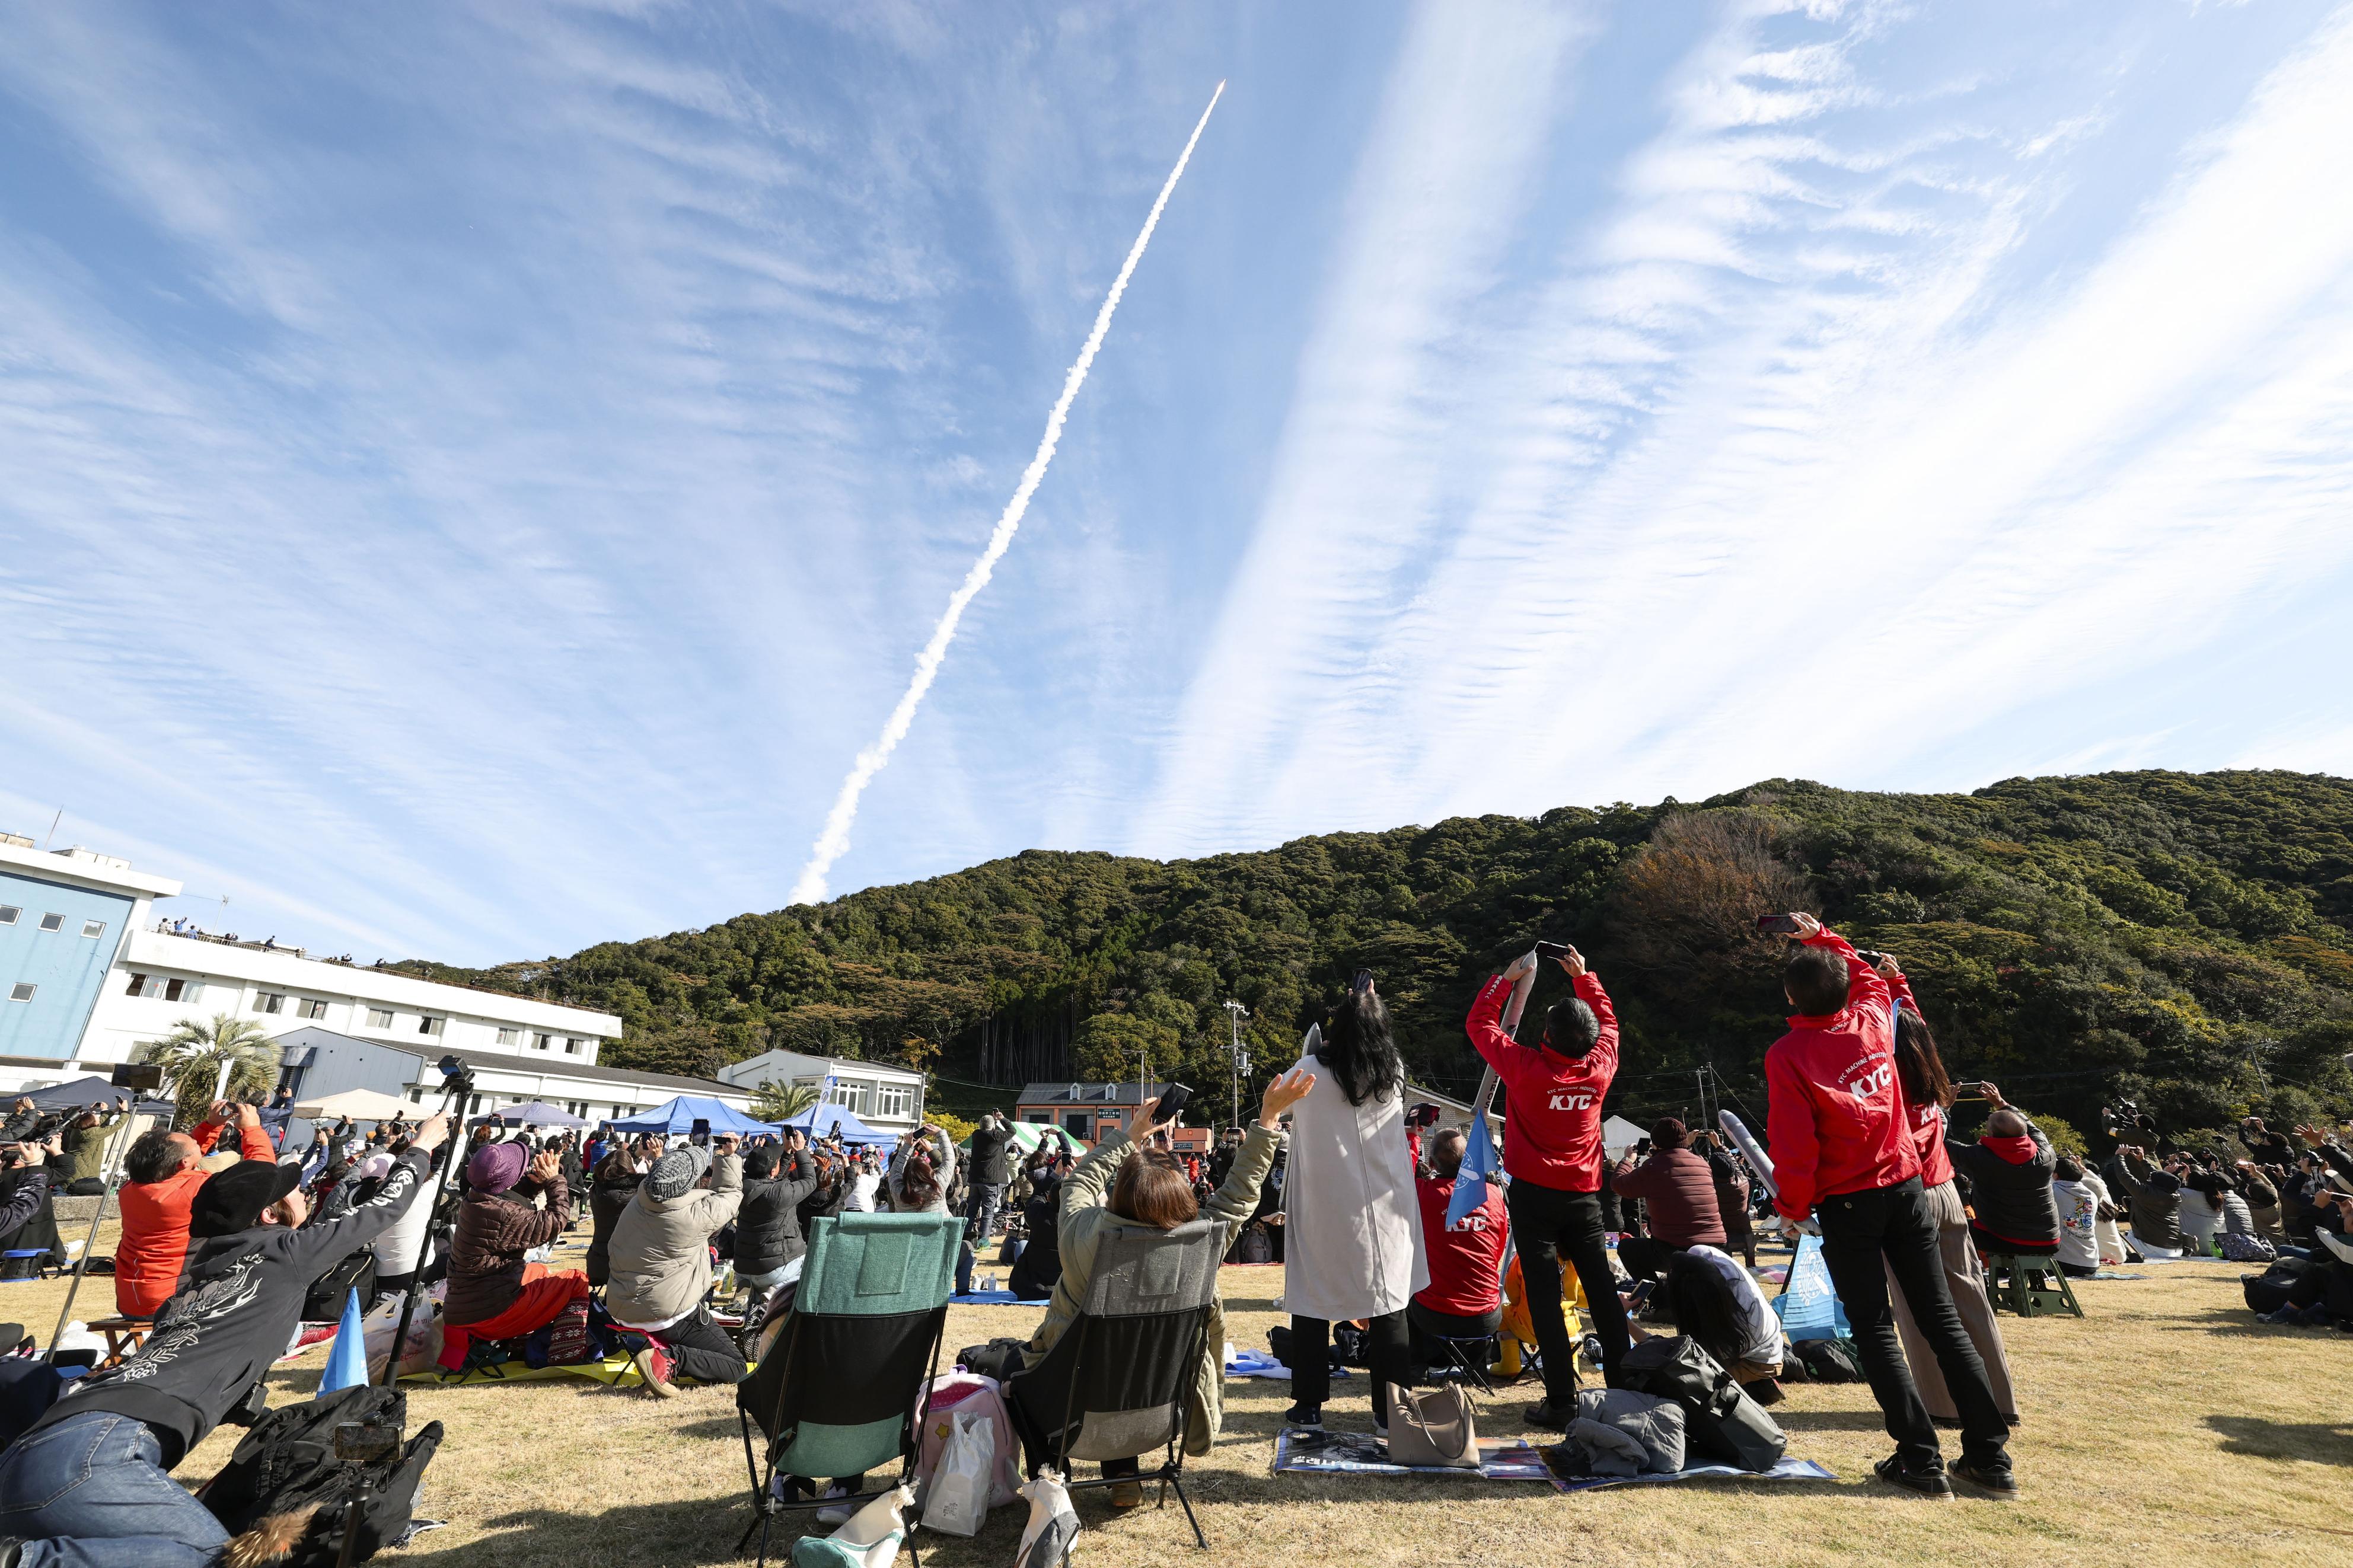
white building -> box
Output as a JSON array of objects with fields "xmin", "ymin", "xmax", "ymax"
[
  {"xmin": 716, "ymin": 1049, "xmax": 925, "ymax": 1137},
  {"xmin": 0, "ymin": 836, "xmax": 749, "ymax": 1120}
]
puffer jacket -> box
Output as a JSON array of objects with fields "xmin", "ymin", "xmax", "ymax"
[
  {"xmin": 606, "ymin": 1151, "xmax": 743, "ymax": 1328},
  {"xmin": 1947, "ymin": 1122, "xmax": 2059, "ymax": 1247},
  {"xmin": 445, "ymin": 1175, "xmax": 570, "ymax": 1325},
  {"xmin": 734, "ymin": 1151, "xmax": 820, "ymax": 1275},
  {"xmin": 1609, "ymin": 1145, "xmax": 1727, "ymax": 1248},
  {"xmin": 1022, "ymin": 1123, "xmax": 1279, "ymax": 1457}
]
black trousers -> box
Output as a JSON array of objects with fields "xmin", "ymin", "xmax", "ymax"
[
  {"xmin": 1405, "ymin": 1300, "xmax": 1500, "ymax": 1374},
  {"xmin": 1288, "ymin": 1310, "xmax": 1408, "ymax": 1425},
  {"xmin": 653, "ymin": 1305, "xmax": 749, "ymax": 1385},
  {"xmin": 1002, "ymin": 1384, "xmax": 1140, "ymax": 1481},
  {"xmin": 1503, "ymin": 1178, "xmax": 1631, "ymax": 1404},
  {"xmin": 1814, "ymin": 1177, "xmax": 2008, "ymax": 1472}
]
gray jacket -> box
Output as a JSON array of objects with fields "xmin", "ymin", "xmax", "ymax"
[{"xmin": 606, "ymin": 1150, "xmax": 743, "ymax": 1328}]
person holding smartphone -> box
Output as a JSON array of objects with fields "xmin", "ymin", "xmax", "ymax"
[
  {"xmin": 1464, "ymin": 942, "xmax": 1630, "ymax": 1427},
  {"xmin": 1762, "ymin": 914, "xmax": 2014, "ymax": 1499},
  {"xmin": 1279, "ymin": 970, "xmax": 1426, "ymax": 1435}
]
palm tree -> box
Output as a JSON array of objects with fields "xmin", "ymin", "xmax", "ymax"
[
  {"xmin": 135, "ymin": 1013, "xmax": 283, "ymax": 1129},
  {"xmin": 750, "ymin": 1078, "xmax": 820, "ymax": 1124}
]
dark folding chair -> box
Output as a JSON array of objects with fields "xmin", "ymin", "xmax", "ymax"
[
  {"xmin": 1425, "ymin": 1333, "xmax": 1496, "ymax": 1394},
  {"xmin": 1005, "ymin": 1216, "xmax": 1222, "ymax": 1549},
  {"xmin": 736, "ymin": 1212, "xmax": 960, "ymax": 1567}
]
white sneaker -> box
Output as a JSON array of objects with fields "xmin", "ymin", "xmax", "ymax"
[{"xmin": 814, "ymin": 1484, "xmax": 858, "ymax": 1527}]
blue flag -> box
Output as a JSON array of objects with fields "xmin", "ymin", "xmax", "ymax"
[
  {"xmin": 315, "ymin": 1287, "xmax": 368, "ymax": 1398},
  {"xmin": 1446, "ymin": 1107, "xmax": 1501, "ymax": 1227},
  {"xmin": 1771, "ymin": 1232, "xmax": 1851, "ymax": 1342}
]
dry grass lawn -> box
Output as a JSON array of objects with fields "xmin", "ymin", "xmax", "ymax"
[{"xmin": 11, "ymin": 1222, "xmax": 2352, "ymax": 1567}]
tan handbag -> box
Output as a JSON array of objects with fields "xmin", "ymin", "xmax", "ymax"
[{"xmin": 1385, "ymin": 1381, "xmax": 1481, "ymax": 1468}]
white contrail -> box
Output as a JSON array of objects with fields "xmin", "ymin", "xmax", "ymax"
[{"xmin": 789, "ymin": 81, "xmax": 1227, "ymax": 907}]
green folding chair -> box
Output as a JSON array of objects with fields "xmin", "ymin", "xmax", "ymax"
[
  {"xmin": 736, "ymin": 1211, "xmax": 960, "ymax": 1566},
  {"xmin": 1982, "ymin": 1251, "xmax": 2084, "ymax": 1317}
]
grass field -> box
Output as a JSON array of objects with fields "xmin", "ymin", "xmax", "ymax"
[{"xmin": 12, "ymin": 1222, "xmax": 2352, "ymax": 1567}]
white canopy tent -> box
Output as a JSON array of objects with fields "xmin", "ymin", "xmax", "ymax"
[{"xmin": 292, "ymin": 1087, "xmax": 413, "ymax": 1122}]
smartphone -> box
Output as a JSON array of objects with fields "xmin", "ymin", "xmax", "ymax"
[
  {"xmin": 1755, "ymin": 914, "xmax": 1804, "ymax": 934},
  {"xmin": 1152, "ymin": 1083, "xmax": 1193, "ymax": 1123},
  {"xmin": 1533, "ymin": 940, "xmax": 1573, "ymax": 960},
  {"xmin": 690, "ymin": 1117, "xmax": 711, "ymax": 1146},
  {"xmin": 1853, "ymin": 949, "xmax": 1890, "ymax": 966}
]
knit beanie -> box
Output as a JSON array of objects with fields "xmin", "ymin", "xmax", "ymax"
[
  {"xmin": 648, "ymin": 1144, "xmax": 712, "ymax": 1201},
  {"xmin": 467, "ymin": 1140, "xmax": 527, "ymax": 1195}
]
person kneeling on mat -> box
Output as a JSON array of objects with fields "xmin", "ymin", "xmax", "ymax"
[
  {"xmin": 608, "ymin": 1136, "xmax": 748, "ymax": 1396},
  {"xmin": 0, "ymin": 1114, "xmax": 447, "ymax": 1567}
]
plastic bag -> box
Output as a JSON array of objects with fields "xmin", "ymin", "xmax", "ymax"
[
  {"xmin": 792, "ymin": 1481, "xmax": 914, "ymax": 1568},
  {"xmin": 920, "ymin": 1407, "xmax": 993, "ymax": 1537},
  {"xmin": 914, "ymin": 1375, "xmax": 1021, "ymax": 1511},
  {"xmin": 1014, "ymin": 1470, "xmax": 1077, "ymax": 1568}
]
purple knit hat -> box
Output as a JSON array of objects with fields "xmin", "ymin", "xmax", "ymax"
[{"xmin": 467, "ymin": 1140, "xmax": 527, "ymax": 1195}]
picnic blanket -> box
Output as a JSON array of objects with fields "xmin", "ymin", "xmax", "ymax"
[
  {"xmin": 950, "ymin": 1289, "xmax": 1045, "ymax": 1305},
  {"xmin": 1273, "ymin": 1430, "xmax": 1551, "ymax": 1483},
  {"xmin": 1226, "ymin": 1348, "xmax": 1350, "ymax": 1381},
  {"xmin": 1544, "ymin": 1454, "xmax": 1837, "ymax": 1493}
]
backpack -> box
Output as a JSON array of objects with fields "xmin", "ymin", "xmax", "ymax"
[
  {"xmin": 1621, "ymin": 1334, "xmax": 1786, "ymax": 1473},
  {"xmin": 1233, "ymin": 1222, "xmax": 1274, "ymax": 1265},
  {"xmin": 1790, "ymin": 1337, "xmax": 1865, "ymax": 1384},
  {"xmin": 2243, "ymin": 1256, "xmax": 2317, "ymax": 1316},
  {"xmin": 303, "ymin": 1251, "xmax": 377, "ymax": 1323},
  {"xmin": 199, "ymin": 1385, "xmax": 443, "ymax": 1567}
]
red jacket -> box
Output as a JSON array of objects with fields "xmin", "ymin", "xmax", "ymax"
[
  {"xmin": 1414, "ymin": 1174, "xmax": 1507, "ymax": 1317},
  {"xmin": 114, "ymin": 1116, "xmax": 276, "ymax": 1318},
  {"xmin": 1466, "ymin": 971, "xmax": 1618, "ymax": 1192},
  {"xmin": 1887, "ymin": 970, "xmax": 1953, "ymax": 1189},
  {"xmin": 1762, "ymin": 928, "xmax": 1918, "ymax": 1221}
]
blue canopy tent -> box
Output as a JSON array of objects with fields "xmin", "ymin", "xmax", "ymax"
[
  {"xmin": 777, "ymin": 1101, "xmax": 897, "ymax": 1150},
  {"xmin": 604, "ymin": 1094, "xmax": 771, "ymax": 1138}
]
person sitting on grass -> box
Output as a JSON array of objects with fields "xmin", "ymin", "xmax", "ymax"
[
  {"xmin": 1658, "ymin": 1246, "xmax": 1786, "ymax": 1401},
  {"xmin": 1609, "ymin": 1118, "xmax": 1727, "ymax": 1282},
  {"xmin": 439, "ymin": 1140, "xmax": 588, "ymax": 1371},
  {"xmin": 608, "ymin": 1135, "xmax": 747, "ymax": 1397},
  {"xmin": 0, "ymin": 1114, "xmax": 447, "ymax": 1568},
  {"xmin": 114, "ymin": 1101, "xmax": 278, "ymax": 1320},
  {"xmin": 2104, "ymin": 1144, "xmax": 2184, "ymax": 1260},
  {"xmin": 1408, "ymin": 1126, "xmax": 1507, "ymax": 1381},
  {"xmin": 1006, "ymin": 1066, "xmax": 1314, "ymax": 1512}
]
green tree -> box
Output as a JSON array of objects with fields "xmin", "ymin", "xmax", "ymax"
[
  {"xmin": 750, "ymin": 1078, "xmax": 819, "ymax": 1123},
  {"xmin": 134, "ymin": 1013, "xmax": 281, "ymax": 1130}
]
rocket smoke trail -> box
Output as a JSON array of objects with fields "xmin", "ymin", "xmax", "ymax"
[{"xmin": 789, "ymin": 81, "xmax": 1226, "ymax": 907}]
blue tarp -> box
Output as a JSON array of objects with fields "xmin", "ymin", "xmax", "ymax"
[
  {"xmin": 776, "ymin": 1101, "xmax": 897, "ymax": 1149},
  {"xmin": 604, "ymin": 1094, "xmax": 771, "ymax": 1138}
]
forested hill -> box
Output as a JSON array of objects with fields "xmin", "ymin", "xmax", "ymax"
[{"xmin": 400, "ymin": 771, "xmax": 2353, "ymax": 1140}]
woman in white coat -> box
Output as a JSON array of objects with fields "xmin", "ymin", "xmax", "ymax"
[{"xmin": 1282, "ymin": 972, "xmax": 1427, "ymax": 1433}]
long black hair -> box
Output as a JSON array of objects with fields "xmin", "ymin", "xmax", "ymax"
[
  {"xmin": 1321, "ymin": 976, "xmax": 1405, "ymax": 1109},
  {"xmin": 1892, "ymin": 1004, "xmax": 1953, "ymax": 1110}
]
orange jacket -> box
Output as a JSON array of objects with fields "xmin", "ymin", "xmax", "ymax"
[{"xmin": 114, "ymin": 1116, "xmax": 276, "ymax": 1318}]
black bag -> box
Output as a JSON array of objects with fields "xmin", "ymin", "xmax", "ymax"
[
  {"xmin": 1621, "ymin": 1334, "xmax": 1786, "ymax": 1473},
  {"xmin": 1232, "ymin": 1222, "xmax": 1274, "ymax": 1264},
  {"xmin": 303, "ymin": 1250, "xmax": 377, "ymax": 1323},
  {"xmin": 958, "ymin": 1337, "xmax": 1028, "ymax": 1383},
  {"xmin": 1791, "ymin": 1337, "xmax": 1864, "ymax": 1384},
  {"xmin": 199, "ymin": 1385, "xmax": 443, "ymax": 1567},
  {"xmin": 2243, "ymin": 1256, "xmax": 2317, "ymax": 1315}
]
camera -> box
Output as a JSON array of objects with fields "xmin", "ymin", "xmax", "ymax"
[{"xmin": 436, "ymin": 1053, "xmax": 476, "ymax": 1100}]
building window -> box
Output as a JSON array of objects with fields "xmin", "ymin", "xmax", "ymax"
[
  {"xmin": 0, "ymin": 906, "xmax": 18, "ymax": 924},
  {"xmin": 534, "ymin": 1033, "xmax": 552, "ymax": 1051},
  {"xmin": 80, "ymin": 919, "xmax": 106, "ymax": 939},
  {"xmin": 8, "ymin": 983, "xmax": 34, "ymax": 1002},
  {"xmin": 129, "ymin": 975, "xmax": 202, "ymax": 1002},
  {"xmin": 301, "ymin": 998, "xmax": 327, "ymax": 1020},
  {"xmin": 408, "ymin": 1087, "xmax": 425, "ymax": 1104},
  {"xmin": 171, "ymin": 978, "xmax": 199, "ymax": 1002},
  {"xmin": 1025, "ymin": 1111, "xmax": 1051, "ymax": 1124},
  {"xmin": 874, "ymin": 1084, "xmax": 912, "ymax": 1120},
  {"xmin": 38, "ymin": 912, "xmax": 63, "ymax": 933},
  {"xmin": 417, "ymin": 1016, "xmax": 443, "ymax": 1037},
  {"xmin": 366, "ymin": 1008, "xmax": 394, "ymax": 1029},
  {"xmin": 467, "ymin": 1094, "xmax": 482, "ymax": 1114},
  {"xmin": 126, "ymin": 973, "xmax": 148, "ymax": 995},
  {"xmin": 253, "ymin": 992, "xmax": 286, "ymax": 1015},
  {"xmin": 565, "ymin": 1037, "xmax": 582, "ymax": 1055},
  {"xmin": 496, "ymin": 1027, "xmax": 519, "ymax": 1046}
]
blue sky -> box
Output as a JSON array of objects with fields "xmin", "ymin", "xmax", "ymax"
[{"xmin": 5, "ymin": 1, "xmax": 2352, "ymax": 967}]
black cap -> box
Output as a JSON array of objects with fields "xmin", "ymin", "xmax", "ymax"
[{"xmin": 189, "ymin": 1159, "xmax": 303, "ymax": 1239}]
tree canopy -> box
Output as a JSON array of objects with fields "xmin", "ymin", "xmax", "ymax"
[{"xmin": 398, "ymin": 770, "xmax": 2353, "ymax": 1142}]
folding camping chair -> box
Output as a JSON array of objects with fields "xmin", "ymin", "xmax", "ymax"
[
  {"xmin": 1004, "ymin": 1216, "xmax": 1222, "ymax": 1550},
  {"xmin": 736, "ymin": 1211, "xmax": 960, "ymax": 1567},
  {"xmin": 1424, "ymin": 1331, "xmax": 1496, "ymax": 1394}
]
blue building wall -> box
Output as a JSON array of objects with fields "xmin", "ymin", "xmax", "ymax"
[{"xmin": 0, "ymin": 870, "xmax": 135, "ymax": 1061}]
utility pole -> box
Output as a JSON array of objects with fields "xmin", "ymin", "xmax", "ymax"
[{"xmin": 1223, "ymin": 1000, "xmax": 1251, "ymax": 1129}]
